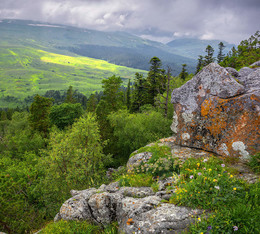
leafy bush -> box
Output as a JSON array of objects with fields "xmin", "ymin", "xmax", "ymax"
[
  {"xmin": 108, "ymin": 110, "xmax": 172, "ymax": 162},
  {"xmin": 168, "ymin": 157, "xmax": 260, "ymax": 233},
  {"xmin": 50, "ymin": 103, "xmax": 83, "ymax": 130},
  {"xmin": 248, "ymin": 152, "xmax": 260, "ymax": 174},
  {"xmin": 118, "ymin": 173, "xmax": 154, "ymax": 187},
  {"xmin": 41, "ymin": 220, "xmax": 118, "ymax": 234},
  {"xmin": 131, "ymin": 144, "xmax": 180, "ymax": 178},
  {"xmin": 40, "ymin": 113, "xmax": 111, "ymax": 212}
]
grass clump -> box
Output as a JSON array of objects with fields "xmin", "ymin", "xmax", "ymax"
[
  {"xmin": 168, "ymin": 156, "xmax": 260, "ymax": 233},
  {"xmin": 41, "ymin": 220, "xmax": 118, "ymax": 234},
  {"xmin": 248, "ymin": 152, "xmax": 260, "ymax": 174}
]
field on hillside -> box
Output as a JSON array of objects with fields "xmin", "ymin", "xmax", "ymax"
[{"xmin": 0, "ymin": 46, "xmax": 147, "ymax": 108}]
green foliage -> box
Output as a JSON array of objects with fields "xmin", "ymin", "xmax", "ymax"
[
  {"xmin": 168, "ymin": 157, "xmax": 260, "ymax": 233},
  {"xmin": 146, "ymin": 57, "xmax": 166, "ymax": 106},
  {"xmin": 41, "ymin": 220, "xmax": 118, "ymax": 234},
  {"xmin": 248, "ymin": 152, "xmax": 260, "ymax": 174},
  {"xmin": 118, "ymin": 173, "xmax": 154, "ymax": 187},
  {"xmin": 0, "ymin": 111, "xmax": 46, "ymax": 159},
  {"xmin": 29, "ymin": 94, "xmax": 53, "ymax": 137},
  {"xmin": 107, "ymin": 110, "xmax": 172, "ymax": 162},
  {"xmin": 50, "ymin": 103, "xmax": 83, "ymax": 130},
  {"xmin": 41, "ymin": 113, "xmax": 111, "ymax": 205},
  {"xmin": 0, "ymin": 153, "xmax": 47, "ymax": 233},
  {"xmin": 130, "ymin": 144, "xmax": 180, "ymax": 178},
  {"xmin": 204, "ymin": 45, "xmax": 215, "ymax": 65},
  {"xmin": 217, "ymin": 41, "xmax": 225, "ymax": 63},
  {"xmin": 179, "ymin": 64, "xmax": 188, "ymax": 80},
  {"xmin": 220, "ymin": 31, "xmax": 260, "ymax": 69},
  {"xmin": 65, "ymin": 86, "xmax": 76, "ymax": 103}
]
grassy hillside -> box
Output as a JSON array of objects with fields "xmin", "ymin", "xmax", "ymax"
[
  {"xmin": 0, "ymin": 46, "xmax": 147, "ymax": 108},
  {"xmin": 0, "ymin": 19, "xmax": 196, "ymax": 73}
]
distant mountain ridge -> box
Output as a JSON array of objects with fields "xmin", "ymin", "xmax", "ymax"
[
  {"xmin": 167, "ymin": 38, "xmax": 235, "ymax": 60},
  {"xmin": 0, "ymin": 19, "xmax": 197, "ymax": 73}
]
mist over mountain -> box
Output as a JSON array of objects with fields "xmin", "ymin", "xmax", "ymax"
[{"xmin": 167, "ymin": 38, "xmax": 235, "ymax": 60}]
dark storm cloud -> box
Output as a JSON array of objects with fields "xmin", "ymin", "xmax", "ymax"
[{"xmin": 0, "ymin": 0, "xmax": 259, "ymax": 44}]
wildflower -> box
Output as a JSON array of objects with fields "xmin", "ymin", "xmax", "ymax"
[
  {"xmin": 223, "ymin": 171, "xmax": 227, "ymax": 173},
  {"xmin": 203, "ymin": 167, "xmax": 206, "ymax": 170},
  {"xmin": 221, "ymin": 164, "xmax": 225, "ymax": 167},
  {"xmin": 230, "ymin": 175, "xmax": 233, "ymax": 178},
  {"xmin": 198, "ymin": 172, "xmax": 202, "ymax": 176},
  {"xmin": 208, "ymin": 169, "xmax": 212, "ymax": 172},
  {"xmin": 233, "ymin": 187, "xmax": 237, "ymax": 191},
  {"xmin": 214, "ymin": 186, "xmax": 220, "ymax": 190},
  {"xmin": 213, "ymin": 179, "xmax": 217, "ymax": 182},
  {"xmin": 197, "ymin": 163, "xmax": 200, "ymax": 167},
  {"xmin": 207, "ymin": 225, "xmax": 212, "ymax": 230},
  {"xmin": 198, "ymin": 217, "xmax": 201, "ymax": 222},
  {"xmin": 203, "ymin": 159, "xmax": 208, "ymax": 162},
  {"xmin": 190, "ymin": 175, "xmax": 194, "ymax": 179},
  {"xmin": 233, "ymin": 226, "xmax": 238, "ymax": 231}
]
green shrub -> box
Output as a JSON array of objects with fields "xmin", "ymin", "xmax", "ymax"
[
  {"xmin": 41, "ymin": 220, "xmax": 118, "ymax": 234},
  {"xmin": 118, "ymin": 173, "xmax": 154, "ymax": 187},
  {"xmin": 131, "ymin": 144, "xmax": 180, "ymax": 178},
  {"xmin": 107, "ymin": 110, "xmax": 172, "ymax": 162},
  {"xmin": 50, "ymin": 103, "xmax": 84, "ymax": 130},
  {"xmin": 248, "ymin": 152, "xmax": 260, "ymax": 174},
  {"xmin": 168, "ymin": 157, "xmax": 260, "ymax": 233}
]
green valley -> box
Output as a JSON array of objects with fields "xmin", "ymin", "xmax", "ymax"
[{"xmin": 0, "ymin": 46, "xmax": 147, "ymax": 108}]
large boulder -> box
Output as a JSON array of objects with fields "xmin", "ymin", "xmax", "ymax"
[{"xmin": 171, "ymin": 63, "xmax": 260, "ymax": 161}]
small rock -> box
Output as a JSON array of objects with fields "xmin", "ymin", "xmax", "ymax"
[{"xmin": 127, "ymin": 152, "xmax": 152, "ymax": 171}]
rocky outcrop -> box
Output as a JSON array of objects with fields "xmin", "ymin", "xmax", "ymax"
[
  {"xmin": 171, "ymin": 62, "xmax": 260, "ymax": 161},
  {"xmin": 55, "ymin": 184, "xmax": 203, "ymax": 234}
]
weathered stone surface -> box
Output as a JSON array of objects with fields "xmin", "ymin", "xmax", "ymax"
[
  {"xmin": 238, "ymin": 67, "xmax": 254, "ymax": 80},
  {"xmin": 88, "ymin": 192, "xmax": 123, "ymax": 225},
  {"xmin": 250, "ymin": 60, "xmax": 260, "ymax": 67},
  {"xmin": 171, "ymin": 63, "xmax": 260, "ymax": 161},
  {"xmin": 118, "ymin": 197, "xmax": 203, "ymax": 234},
  {"xmin": 119, "ymin": 187, "xmax": 155, "ymax": 198},
  {"xmin": 59, "ymin": 188, "xmax": 97, "ymax": 221},
  {"xmin": 127, "ymin": 152, "xmax": 152, "ymax": 171},
  {"xmin": 226, "ymin": 67, "xmax": 239, "ymax": 77},
  {"xmin": 105, "ymin": 181, "xmax": 120, "ymax": 193}
]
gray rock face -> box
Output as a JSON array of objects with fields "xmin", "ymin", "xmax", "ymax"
[
  {"xmin": 88, "ymin": 192, "xmax": 123, "ymax": 225},
  {"xmin": 55, "ymin": 183, "xmax": 203, "ymax": 233},
  {"xmin": 226, "ymin": 67, "xmax": 239, "ymax": 77},
  {"xmin": 127, "ymin": 152, "xmax": 152, "ymax": 171},
  {"xmin": 171, "ymin": 62, "xmax": 260, "ymax": 160},
  {"xmin": 59, "ymin": 188, "xmax": 97, "ymax": 221},
  {"xmin": 250, "ymin": 60, "xmax": 260, "ymax": 67},
  {"xmin": 171, "ymin": 63, "xmax": 245, "ymax": 114}
]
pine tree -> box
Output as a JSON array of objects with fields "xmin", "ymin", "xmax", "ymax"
[
  {"xmin": 179, "ymin": 64, "xmax": 188, "ymax": 80},
  {"xmin": 65, "ymin": 86, "xmax": 76, "ymax": 103},
  {"xmin": 217, "ymin": 42, "xmax": 225, "ymax": 63},
  {"xmin": 204, "ymin": 45, "xmax": 215, "ymax": 65},
  {"xmin": 196, "ymin": 55, "xmax": 204, "ymax": 74},
  {"xmin": 126, "ymin": 79, "xmax": 131, "ymax": 110},
  {"xmin": 146, "ymin": 57, "xmax": 165, "ymax": 106}
]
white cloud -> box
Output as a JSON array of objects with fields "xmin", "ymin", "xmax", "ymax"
[{"xmin": 0, "ymin": 0, "xmax": 259, "ymax": 44}]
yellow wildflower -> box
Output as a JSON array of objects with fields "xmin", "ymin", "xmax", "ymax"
[
  {"xmin": 230, "ymin": 175, "xmax": 233, "ymax": 178},
  {"xmin": 233, "ymin": 187, "xmax": 237, "ymax": 191}
]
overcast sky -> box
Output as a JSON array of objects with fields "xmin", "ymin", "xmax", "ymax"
[{"xmin": 0, "ymin": 0, "xmax": 259, "ymax": 44}]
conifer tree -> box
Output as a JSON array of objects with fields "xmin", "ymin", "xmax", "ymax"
[
  {"xmin": 196, "ymin": 55, "xmax": 204, "ymax": 74},
  {"xmin": 65, "ymin": 86, "xmax": 76, "ymax": 103},
  {"xmin": 204, "ymin": 45, "xmax": 215, "ymax": 65},
  {"xmin": 217, "ymin": 42, "xmax": 225, "ymax": 63},
  {"xmin": 126, "ymin": 79, "xmax": 131, "ymax": 110},
  {"xmin": 146, "ymin": 57, "xmax": 165, "ymax": 106},
  {"xmin": 179, "ymin": 64, "xmax": 188, "ymax": 80}
]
